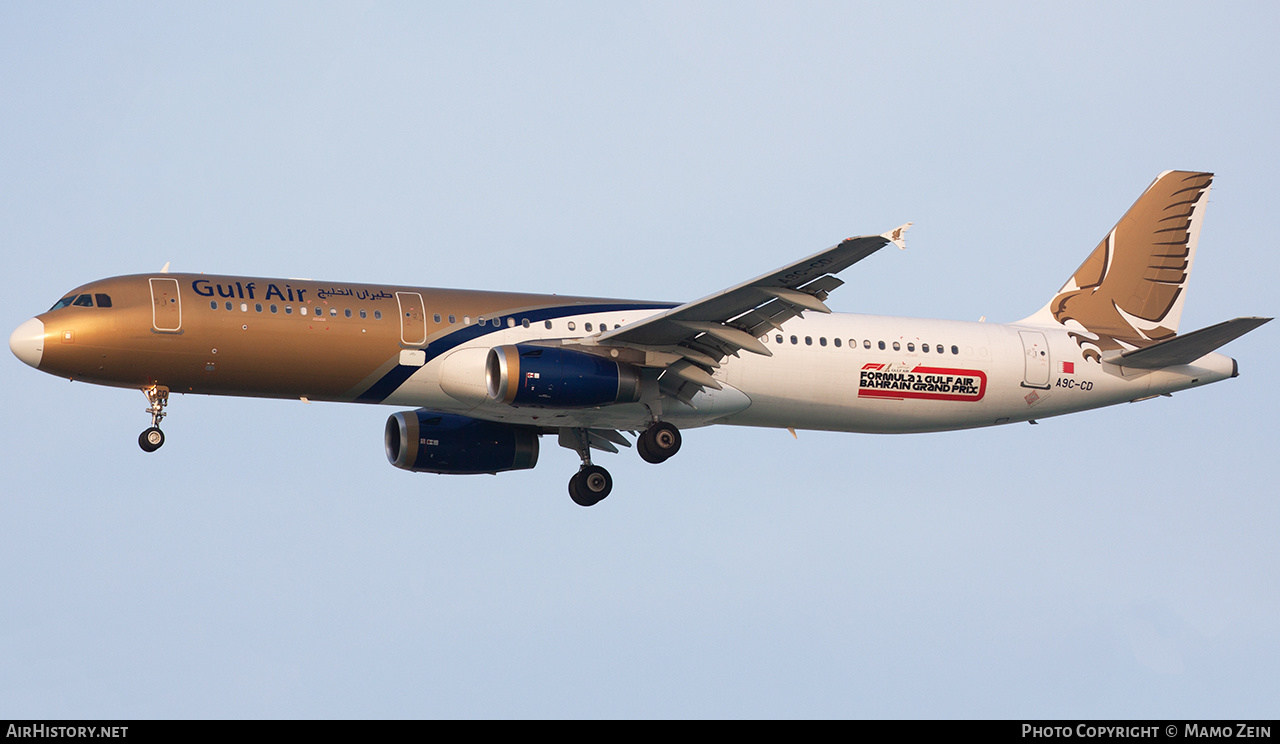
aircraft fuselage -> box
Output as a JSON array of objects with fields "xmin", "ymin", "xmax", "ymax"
[{"xmin": 17, "ymin": 272, "xmax": 1237, "ymax": 437}]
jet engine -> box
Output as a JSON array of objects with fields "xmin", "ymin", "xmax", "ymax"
[
  {"xmin": 384, "ymin": 410, "xmax": 539, "ymax": 475},
  {"xmin": 486, "ymin": 345, "xmax": 641, "ymax": 408}
]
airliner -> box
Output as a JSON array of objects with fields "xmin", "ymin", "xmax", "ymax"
[{"xmin": 9, "ymin": 171, "xmax": 1270, "ymax": 505}]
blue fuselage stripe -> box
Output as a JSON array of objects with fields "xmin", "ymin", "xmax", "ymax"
[{"xmin": 355, "ymin": 301, "xmax": 674, "ymax": 404}]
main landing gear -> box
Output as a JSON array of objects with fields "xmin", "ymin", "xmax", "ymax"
[
  {"xmin": 637, "ymin": 421, "xmax": 681, "ymax": 464},
  {"xmin": 564, "ymin": 428, "xmax": 612, "ymax": 507},
  {"xmin": 564, "ymin": 422, "xmax": 684, "ymax": 507},
  {"xmin": 138, "ymin": 385, "xmax": 169, "ymax": 452}
]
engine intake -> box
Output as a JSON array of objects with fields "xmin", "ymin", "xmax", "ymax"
[
  {"xmin": 385, "ymin": 410, "xmax": 539, "ymax": 474},
  {"xmin": 486, "ymin": 345, "xmax": 641, "ymax": 408}
]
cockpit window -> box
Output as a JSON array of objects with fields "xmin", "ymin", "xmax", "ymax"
[{"xmin": 50, "ymin": 293, "xmax": 112, "ymax": 311}]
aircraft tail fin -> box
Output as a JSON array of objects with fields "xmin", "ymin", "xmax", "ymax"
[
  {"xmin": 1103, "ymin": 316, "xmax": 1271, "ymax": 370},
  {"xmin": 1020, "ymin": 171, "xmax": 1214, "ymax": 361}
]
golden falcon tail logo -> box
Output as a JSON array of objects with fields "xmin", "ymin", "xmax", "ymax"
[{"xmin": 1050, "ymin": 171, "xmax": 1213, "ymax": 361}]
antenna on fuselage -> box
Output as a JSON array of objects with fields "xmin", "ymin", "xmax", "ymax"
[{"xmin": 160, "ymin": 262, "xmax": 170, "ymax": 274}]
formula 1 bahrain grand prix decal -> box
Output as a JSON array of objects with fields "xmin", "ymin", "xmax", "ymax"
[{"xmin": 858, "ymin": 363, "xmax": 987, "ymax": 402}]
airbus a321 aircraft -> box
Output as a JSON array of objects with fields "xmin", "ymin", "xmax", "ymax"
[{"xmin": 9, "ymin": 171, "xmax": 1270, "ymax": 505}]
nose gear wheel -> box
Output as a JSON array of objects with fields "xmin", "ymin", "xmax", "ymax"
[{"xmin": 138, "ymin": 385, "xmax": 170, "ymax": 452}]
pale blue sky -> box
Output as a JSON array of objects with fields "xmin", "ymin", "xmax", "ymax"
[{"xmin": 2, "ymin": 2, "xmax": 1277, "ymax": 718}]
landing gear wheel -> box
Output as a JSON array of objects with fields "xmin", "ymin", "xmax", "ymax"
[
  {"xmin": 139, "ymin": 427, "xmax": 165, "ymax": 452},
  {"xmin": 569, "ymin": 465, "xmax": 612, "ymax": 507},
  {"xmin": 638, "ymin": 422, "xmax": 681, "ymax": 464},
  {"xmin": 139, "ymin": 385, "xmax": 170, "ymax": 452},
  {"xmin": 637, "ymin": 434, "xmax": 657, "ymax": 463}
]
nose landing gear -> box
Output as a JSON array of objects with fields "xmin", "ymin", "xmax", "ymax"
[{"xmin": 138, "ymin": 385, "xmax": 169, "ymax": 452}]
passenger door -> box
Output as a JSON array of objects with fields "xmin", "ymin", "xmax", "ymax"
[
  {"xmin": 396, "ymin": 292, "xmax": 427, "ymax": 346},
  {"xmin": 149, "ymin": 278, "xmax": 182, "ymax": 332}
]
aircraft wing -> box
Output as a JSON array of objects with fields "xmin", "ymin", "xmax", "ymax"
[{"xmin": 589, "ymin": 225, "xmax": 909, "ymax": 405}]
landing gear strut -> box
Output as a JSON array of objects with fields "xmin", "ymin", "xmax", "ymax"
[
  {"xmin": 637, "ymin": 421, "xmax": 681, "ymax": 464},
  {"xmin": 138, "ymin": 385, "xmax": 169, "ymax": 452},
  {"xmin": 564, "ymin": 428, "xmax": 613, "ymax": 507}
]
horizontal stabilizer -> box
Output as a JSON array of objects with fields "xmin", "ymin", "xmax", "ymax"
[{"xmin": 1104, "ymin": 317, "xmax": 1271, "ymax": 369}]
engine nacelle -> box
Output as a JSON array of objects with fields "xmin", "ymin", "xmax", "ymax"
[
  {"xmin": 384, "ymin": 410, "xmax": 539, "ymax": 475},
  {"xmin": 486, "ymin": 345, "xmax": 641, "ymax": 408}
]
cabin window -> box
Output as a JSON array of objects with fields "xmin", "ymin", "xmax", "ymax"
[
  {"xmin": 95, "ymin": 294, "xmax": 112, "ymax": 308},
  {"xmin": 951, "ymin": 345, "xmax": 959, "ymax": 355},
  {"xmin": 210, "ymin": 300, "xmax": 218, "ymax": 310},
  {"xmin": 448, "ymin": 314, "xmax": 456, "ymax": 324},
  {"xmin": 878, "ymin": 341, "xmax": 885, "ymax": 350},
  {"xmin": 374, "ymin": 310, "xmax": 383, "ymax": 320},
  {"xmin": 344, "ymin": 308, "xmax": 352, "ymax": 318},
  {"xmin": 300, "ymin": 307, "xmax": 308, "ymax": 316},
  {"xmin": 790, "ymin": 335, "xmax": 798, "ymax": 345},
  {"xmin": 585, "ymin": 323, "xmax": 593, "ymax": 332},
  {"xmin": 330, "ymin": 308, "xmax": 338, "ymax": 317},
  {"xmin": 463, "ymin": 316, "xmax": 471, "ymax": 325},
  {"xmin": 922, "ymin": 343, "xmax": 930, "ymax": 353},
  {"xmin": 775, "ymin": 334, "xmax": 783, "ymax": 344},
  {"xmin": 433, "ymin": 313, "xmax": 441, "ymax": 323},
  {"xmin": 225, "ymin": 301, "xmax": 233, "ymax": 311},
  {"xmin": 545, "ymin": 320, "xmax": 553, "ymax": 330},
  {"xmin": 864, "ymin": 340, "xmax": 871, "ymax": 349},
  {"xmin": 568, "ymin": 321, "xmax": 576, "ymax": 331},
  {"xmin": 522, "ymin": 318, "xmax": 530, "ymax": 328},
  {"xmin": 819, "ymin": 337, "xmax": 827, "ymax": 347},
  {"xmin": 360, "ymin": 309, "xmax": 367, "ymax": 319},
  {"xmin": 285, "ymin": 306, "xmax": 293, "ymax": 314},
  {"xmin": 271, "ymin": 305, "xmax": 279, "ymax": 314},
  {"xmin": 255, "ymin": 303, "xmax": 263, "ymax": 313},
  {"xmin": 893, "ymin": 342, "xmax": 901, "ymax": 351},
  {"xmin": 907, "ymin": 343, "xmax": 914, "ymax": 352},
  {"xmin": 508, "ymin": 318, "xmax": 516, "ymax": 328},
  {"xmin": 833, "ymin": 338, "xmax": 841, "ymax": 348}
]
